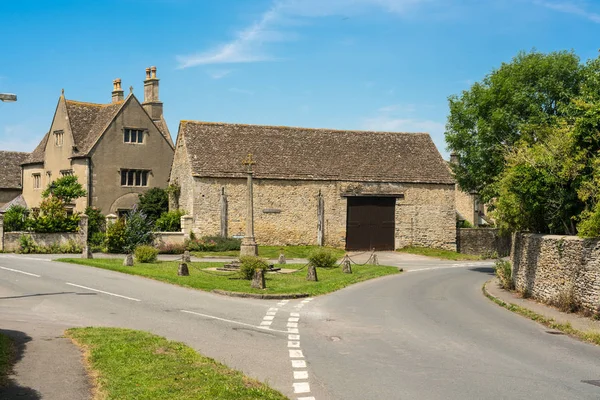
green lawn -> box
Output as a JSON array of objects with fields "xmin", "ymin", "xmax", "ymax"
[
  {"xmin": 0, "ymin": 333, "xmax": 13, "ymax": 387},
  {"xmin": 192, "ymin": 245, "xmax": 346, "ymax": 260},
  {"xmin": 397, "ymin": 246, "xmax": 484, "ymax": 261},
  {"xmin": 66, "ymin": 327, "xmax": 287, "ymax": 400},
  {"xmin": 57, "ymin": 259, "xmax": 399, "ymax": 296}
]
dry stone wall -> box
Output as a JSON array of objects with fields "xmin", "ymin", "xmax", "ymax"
[
  {"xmin": 187, "ymin": 178, "xmax": 456, "ymax": 250},
  {"xmin": 511, "ymin": 233, "xmax": 600, "ymax": 314},
  {"xmin": 457, "ymin": 228, "xmax": 511, "ymax": 257}
]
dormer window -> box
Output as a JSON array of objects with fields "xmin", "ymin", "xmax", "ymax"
[
  {"xmin": 54, "ymin": 130, "xmax": 64, "ymax": 146},
  {"xmin": 124, "ymin": 128, "xmax": 144, "ymax": 144}
]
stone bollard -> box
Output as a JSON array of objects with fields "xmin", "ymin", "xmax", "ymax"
[
  {"xmin": 183, "ymin": 250, "xmax": 191, "ymax": 263},
  {"xmin": 306, "ymin": 264, "xmax": 318, "ymax": 282},
  {"xmin": 342, "ymin": 255, "xmax": 352, "ymax": 274},
  {"xmin": 278, "ymin": 253, "xmax": 286, "ymax": 265},
  {"xmin": 178, "ymin": 263, "xmax": 190, "ymax": 276},
  {"xmin": 82, "ymin": 247, "xmax": 93, "ymax": 259},
  {"xmin": 372, "ymin": 254, "xmax": 379, "ymax": 266},
  {"xmin": 251, "ymin": 268, "xmax": 266, "ymax": 289},
  {"xmin": 123, "ymin": 254, "xmax": 133, "ymax": 266}
]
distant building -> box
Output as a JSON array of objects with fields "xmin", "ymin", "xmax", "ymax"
[
  {"xmin": 170, "ymin": 121, "xmax": 457, "ymax": 251},
  {"xmin": 21, "ymin": 67, "xmax": 175, "ymax": 215},
  {"xmin": 0, "ymin": 151, "xmax": 29, "ymax": 211}
]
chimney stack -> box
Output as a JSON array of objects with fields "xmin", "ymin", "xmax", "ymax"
[
  {"xmin": 112, "ymin": 78, "xmax": 124, "ymax": 103},
  {"xmin": 143, "ymin": 66, "xmax": 163, "ymax": 120},
  {"xmin": 449, "ymin": 152, "xmax": 460, "ymax": 165}
]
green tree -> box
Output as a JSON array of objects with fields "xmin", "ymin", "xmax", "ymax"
[
  {"xmin": 123, "ymin": 207, "xmax": 154, "ymax": 253},
  {"xmin": 3, "ymin": 205, "xmax": 29, "ymax": 232},
  {"xmin": 445, "ymin": 50, "xmax": 584, "ymax": 202},
  {"xmin": 42, "ymin": 175, "xmax": 86, "ymax": 204},
  {"xmin": 137, "ymin": 188, "xmax": 168, "ymax": 225}
]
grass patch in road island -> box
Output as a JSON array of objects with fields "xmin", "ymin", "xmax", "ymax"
[
  {"xmin": 56, "ymin": 258, "xmax": 400, "ymax": 296},
  {"xmin": 397, "ymin": 246, "xmax": 484, "ymax": 261},
  {"xmin": 66, "ymin": 327, "xmax": 287, "ymax": 400},
  {"xmin": 192, "ymin": 245, "xmax": 346, "ymax": 260},
  {"xmin": 0, "ymin": 333, "xmax": 14, "ymax": 386}
]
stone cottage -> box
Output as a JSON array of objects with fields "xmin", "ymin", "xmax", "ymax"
[
  {"xmin": 170, "ymin": 121, "xmax": 456, "ymax": 251},
  {"xmin": 21, "ymin": 67, "xmax": 175, "ymax": 215},
  {"xmin": 0, "ymin": 151, "xmax": 29, "ymax": 211}
]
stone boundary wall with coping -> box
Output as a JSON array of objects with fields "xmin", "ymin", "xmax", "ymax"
[
  {"xmin": 457, "ymin": 228, "xmax": 511, "ymax": 257},
  {"xmin": 0, "ymin": 214, "xmax": 88, "ymax": 253},
  {"xmin": 153, "ymin": 232, "xmax": 185, "ymax": 247},
  {"xmin": 511, "ymin": 233, "xmax": 600, "ymax": 314}
]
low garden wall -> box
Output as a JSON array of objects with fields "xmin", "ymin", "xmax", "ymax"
[
  {"xmin": 3, "ymin": 232, "xmax": 83, "ymax": 252},
  {"xmin": 457, "ymin": 228, "xmax": 511, "ymax": 257},
  {"xmin": 511, "ymin": 233, "xmax": 600, "ymax": 314},
  {"xmin": 153, "ymin": 232, "xmax": 186, "ymax": 247},
  {"xmin": 0, "ymin": 214, "xmax": 88, "ymax": 253}
]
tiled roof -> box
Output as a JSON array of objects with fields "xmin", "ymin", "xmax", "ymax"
[
  {"xmin": 0, "ymin": 194, "xmax": 27, "ymax": 213},
  {"xmin": 23, "ymin": 94, "xmax": 174, "ymax": 165},
  {"xmin": 66, "ymin": 100, "xmax": 124, "ymax": 156},
  {"xmin": 0, "ymin": 151, "xmax": 29, "ymax": 188},
  {"xmin": 22, "ymin": 132, "xmax": 49, "ymax": 165},
  {"xmin": 179, "ymin": 121, "xmax": 455, "ymax": 184}
]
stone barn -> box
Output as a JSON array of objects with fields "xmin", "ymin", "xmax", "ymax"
[{"xmin": 170, "ymin": 121, "xmax": 456, "ymax": 251}]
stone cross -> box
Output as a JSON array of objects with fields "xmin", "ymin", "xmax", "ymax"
[{"xmin": 240, "ymin": 153, "xmax": 258, "ymax": 256}]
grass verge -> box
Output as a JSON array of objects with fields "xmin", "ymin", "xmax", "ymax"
[
  {"xmin": 66, "ymin": 327, "xmax": 287, "ymax": 400},
  {"xmin": 482, "ymin": 281, "xmax": 600, "ymax": 346},
  {"xmin": 56, "ymin": 259, "xmax": 399, "ymax": 296},
  {"xmin": 397, "ymin": 246, "xmax": 484, "ymax": 261},
  {"xmin": 192, "ymin": 245, "xmax": 346, "ymax": 259},
  {"xmin": 0, "ymin": 333, "xmax": 13, "ymax": 387}
]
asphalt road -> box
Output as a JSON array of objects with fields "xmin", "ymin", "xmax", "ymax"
[{"xmin": 1, "ymin": 253, "xmax": 599, "ymax": 399}]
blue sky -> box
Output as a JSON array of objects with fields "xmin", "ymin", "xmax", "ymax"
[{"xmin": 1, "ymin": 0, "xmax": 600, "ymax": 158}]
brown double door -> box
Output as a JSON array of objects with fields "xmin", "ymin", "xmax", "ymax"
[{"xmin": 346, "ymin": 197, "xmax": 395, "ymax": 251}]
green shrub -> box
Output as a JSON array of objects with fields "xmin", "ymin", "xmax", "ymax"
[
  {"xmin": 239, "ymin": 256, "xmax": 269, "ymax": 280},
  {"xmin": 457, "ymin": 219, "xmax": 473, "ymax": 229},
  {"xmin": 30, "ymin": 197, "xmax": 80, "ymax": 233},
  {"xmin": 106, "ymin": 219, "xmax": 127, "ymax": 253},
  {"xmin": 137, "ymin": 188, "xmax": 168, "ymax": 225},
  {"xmin": 495, "ymin": 259, "xmax": 514, "ymax": 290},
  {"xmin": 308, "ymin": 248, "xmax": 338, "ymax": 268},
  {"xmin": 123, "ymin": 208, "xmax": 154, "ymax": 253},
  {"xmin": 154, "ymin": 210, "xmax": 185, "ymax": 232},
  {"xmin": 17, "ymin": 234, "xmax": 36, "ymax": 254},
  {"xmin": 3, "ymin": 205, "xmax": 29, "ymax": 232},
  {"xmin": 85, "ymin": 207, "xmax": 106, "ymax": 242},
  {"xmin": 156, "ymin": 242, "xmax": 186, "ymax": 254},
  {"xmin": 186, "ymin": 236, "xmax": 241, "ymax": 252},
  {"xmin": 134, "ymin": 245, "xmax": 158, "ymax": 263}
]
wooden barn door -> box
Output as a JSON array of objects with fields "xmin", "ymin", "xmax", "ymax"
[{"xmin": 346, "ymin": 197, "xmax": 395, "ymax": 251}]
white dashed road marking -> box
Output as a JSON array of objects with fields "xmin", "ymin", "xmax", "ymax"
[
  {"xmin": 65, "ymin": 283, "xmax": 141, "ymax": 301},
  {"xmin": 286, "ymin": 298, "xmax": 317, "ymax": 400},
  {"xmin": 0, "ymin": 266, "xmax": 41, "ymax": 278}
]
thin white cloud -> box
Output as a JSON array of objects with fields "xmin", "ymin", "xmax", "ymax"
[
  {"xmin": 177, "ymin": 0, "xmax": 432, "ymax": 68},
  {"xmin": 362, "ymin": 116, "xmax": 444, "ymax": 134},
  {"xmin": 378, "ymin": 103, "xmax": 417, "ymax": 113},
  {"xmin": 207, "ymin": 69, "xmax": 233, "ymax": 79},
  {"xmin": 535, "ymin": 0, "xmax": 600, "ymax": 23},
  {"xmin": 228, "ymin": 87, "xmax": 254, "ymax": 95}
]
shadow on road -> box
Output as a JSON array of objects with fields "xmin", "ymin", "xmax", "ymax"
[
  {"xmin": 0, "ymin": 292, "xmax": 80, "ymax": 300},
  {"xmin": 0, "ymin": 329, "xmax": 41, "ymax": 399},
  {"xmin": 468, "ymin": 267, "xmax": 495, "ymax": 276}
]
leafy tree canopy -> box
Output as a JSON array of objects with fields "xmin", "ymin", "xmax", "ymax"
[
  {"xmin": 445, "ymin": 50, "xmax": 584, "ymax": 202},
  {"xmin": 42, "ymin": 175, "xmax": 87, "ymax": 204},
  {"xmin": 137, "ymin": 188, "xmax": 168, "ymax": 225}
]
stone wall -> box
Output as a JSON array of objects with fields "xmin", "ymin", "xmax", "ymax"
[
  {"xmin": 184, "ymin": 177, "xmax": 456, "ymax": 250},
  {"xmin": 3, "ymin": 232, "xmax": 83, "ymax": 252},
  {"xmin": 0, "ymin": 214, "xmax": 88, "ymax": 253},
  {"xmin": 455, "ymin": 186, "xmax": 477, "ymax": 226},
  {"xmin": 457, "ymin": 228, "xmax": 511, "ymax": 257},
  {"xmin": 153, "ymin": 232, "xmax": 185, "ymax": 247},
  {"xmin": 511, "ymin": 233, "xmax": 600, "ymax": 314}
]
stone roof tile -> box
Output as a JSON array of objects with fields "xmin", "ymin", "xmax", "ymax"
[
  {"xmin": 0, "ymin": 151, "xmax": 29, "ymax": 188},
  {"xmin": 180, "ymin": 121, "xmax": 455, "ymax": 184}
]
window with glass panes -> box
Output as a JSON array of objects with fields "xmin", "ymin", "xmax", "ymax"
[
  {"xmin": 120, "ymin": 169, "xmax": 149, "ymax": 186},
  {"xmin": 123, "ymin": 128, "xmax": 144, "ymax": 143}
]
